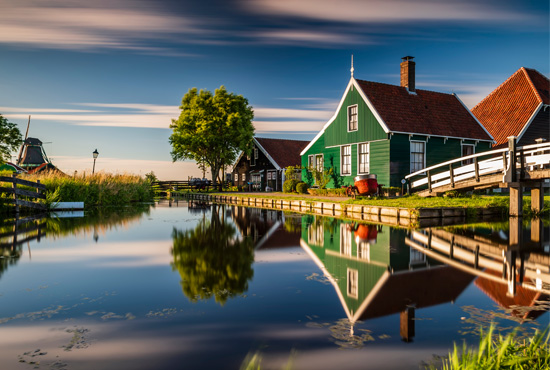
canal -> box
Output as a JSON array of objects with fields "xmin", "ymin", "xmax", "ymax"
[{"xmin": 0, "ymin": 200, "xmax": 548, "ymax": 369}]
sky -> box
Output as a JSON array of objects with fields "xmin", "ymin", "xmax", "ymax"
[{"xmin": 0, "ymin": 0, "xmax": 548, "ymax": 180}]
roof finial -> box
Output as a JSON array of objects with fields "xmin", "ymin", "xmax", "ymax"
[{"xmin": 350, "ymin": 54, "xmax": 354, "ymax": 77}]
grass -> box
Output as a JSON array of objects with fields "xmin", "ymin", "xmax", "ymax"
[
  {"xmin": 1, "ymin": 171, "xmax": 154, "ymax": 211},
  {"xmin": 426, "ymin": 325, "xmax": 550, "ymax": 370}
]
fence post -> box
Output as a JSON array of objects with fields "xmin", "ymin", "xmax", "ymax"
[
  {"xmin": 427, "ymin": 170, "xmax": 432, "ymax": 193},
  {"xmin": 474, "ymin": 157, "xmax": 480, "ymax": 182},
  {"xmin": 449, "ymin": 164, "xmax": 454, "ymax": 188}
]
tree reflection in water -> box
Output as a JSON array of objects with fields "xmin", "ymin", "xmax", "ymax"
[{"xmin": 171, "ymin": 205, "xmax": 254, "ymax": 305}]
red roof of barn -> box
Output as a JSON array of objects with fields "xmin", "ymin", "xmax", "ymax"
[
  {"xmin": 471, "ymin": 67, "xmax": 550, "ymax": 147},
  {"xmin": 255, "ymin": 137, "xmax": 309, "ymax": 169},
  {"xmin": 356, "ymin": 79, "xmax": 493, "ymax": 141}
]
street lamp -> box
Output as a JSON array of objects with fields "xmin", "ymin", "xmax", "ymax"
[{"xmin": 92, "ymin": 149, "xmax": 99, "ymax": 174}]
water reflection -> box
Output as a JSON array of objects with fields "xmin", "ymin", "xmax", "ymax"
[
  {"xmin": 300, "ymin": 215, "xmax": 550, "ymax": 342},
  {"xmin": 0, "ymin": 205, "xmax": 151, "ymax": 279},
  {"xmin": 170, "ymin": 204, "xmax": 255, "ymax": 305},
  {"xmin": 407, "ymin": 217, "xmax": 550, "ymax": 323}
]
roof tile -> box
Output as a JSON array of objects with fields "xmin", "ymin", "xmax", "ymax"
[{"xmin": 255, "ymin": 137, "xmax": 309, "ymax": 168}]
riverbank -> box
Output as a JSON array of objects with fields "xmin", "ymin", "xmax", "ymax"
[{"xmin": 184, "ymin": 193, "xmax": 520, "ymax": 227}]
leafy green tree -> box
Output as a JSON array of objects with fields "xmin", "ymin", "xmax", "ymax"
[
  {"xmin": 170, "ymin": 205, "xmax": 254, "ymax": 305},
  {"xmin": 169, "ymin": 86, "xmax": 254, "ymax": 186},
  {"xmin": 0, "ymin": 114, "xmax": 23, "ymax": 164}
]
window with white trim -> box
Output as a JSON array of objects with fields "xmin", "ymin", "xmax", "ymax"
[
  {"xmin": 254, "ymin": 147, "xmax": 258, "ymax": 159},
  {"xmin": 341, "ymin": 145, "xmax": 351, "ymax": 175},
  {"xmin": 462, "ymin": 144, "xmax": 475, "ymax": 165},
  {"xmin": 234, "ymin": 173, "xmax": 238, "ymax": 182},
  {"xmin": 358, "ymin": 142, "xmax": 369, "ymax": 174},
  {"xmin": 241, "ymin": 173, "xmax": 246, "ymax": 182},
  {"xmin": 410, "ymin": 141, "xmax": 425, "ymax": 173},
  {"xmin": 348, "ymin": 105, "xmax": 358, "ymax": 131},
  {"xmin": 347, "ymin": 268, "xmax": 358, "ymax": 298},
  {"xmin": 308, "ymin": 155, "xmax": 315, "ymax": 169},
  {"xmin": 340, "ymin": 223, "xmax": 352, "ymax": 256},
  {"xmin": 315, "ymin": 154, "xmax": 323, "ymax": 172}
]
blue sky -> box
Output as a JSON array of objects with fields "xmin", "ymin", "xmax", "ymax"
[{"xmin": 0, "ymin": 0, "xmax": 548, "ymax": 180}]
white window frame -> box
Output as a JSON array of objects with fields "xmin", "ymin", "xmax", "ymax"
[
  {"xmin": 341, "ymin": 145, "xmax": 351, "ymax": 176},
  {"xmin": 315, "ymin": 154, "xmax": 323, "ymax": 172},
  {"xmin": 254, "ymin": 147, "xmax": 258, "ymax": 159},
  {"xmin": 410, "ymin": 140, "xmax": 426, "ymax": 173},
  {"xmin": 347, "ymin": 104, "xmax": 358, "ymax": 132},
  {"xmin": 340, "ymin": 223, "xmax": 352, "ymax": 256},
  {"xmin": 234, "ymin": 173, "xmax": 238, "ymax": 182},
  {"xmin": 241, "ymin": 173, "xmax": 246, "ymax": 182},
  {"xmin": 357, "ymin": 142, "xmax": 369, "ymax": 174},
  {"xmin": 308, "ymin": 154, "xmax": 315, "ymax": 169},
  {"xmin": 461, "ymin": 143, "xmax": 475, "ymax": 165},
  {"xmin": 347, "ymin": 268, "xmax": 358, "ymax": 298}
]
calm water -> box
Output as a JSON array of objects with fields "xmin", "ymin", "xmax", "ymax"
[{"xmin": 0, "ymin": 201, "xmax": 548, "ymax": 370}]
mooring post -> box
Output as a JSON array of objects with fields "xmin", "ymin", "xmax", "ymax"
[
  {"xmin": 509, "ymin": 186, "xmax": 523, "ymax": 216},
  {"xmin": 530, "ymin": 183, "xmax": 544, "ymax": 214}
]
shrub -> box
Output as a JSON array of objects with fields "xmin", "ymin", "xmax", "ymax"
[
  {"xmin": 283, "ymin": 179, "xmax": 299, "ymax": 193},
  {"xmin": 307, "ymin": 188, "xmax": 348, "ymax": 197},
  {"xmin": 296, "ymin": 182, "xmax": 309, "ymax": 194}
]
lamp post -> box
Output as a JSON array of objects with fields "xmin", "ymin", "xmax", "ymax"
[{"xmin": 92, "ymin": 149, "xmax": 99, "ymax": 174}]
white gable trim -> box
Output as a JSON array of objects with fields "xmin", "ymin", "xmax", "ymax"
[
  {"xmin": 453, "ymin": 93, "xmax": 496, "ymax": 145},
  {"xmin": 300, "ymin": 77, "xmax": 391, "ymax": 156},
  {"xmin": 516, "ymin": 102, "xmax": 543, "ymax": 143},
  {"xmin": 253, "ymin": 137, "xmax": 282, "ymax": 170}
]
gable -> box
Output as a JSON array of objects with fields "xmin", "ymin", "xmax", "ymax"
[{"xmin": 472, "ymin": 67, "xmax": 549, "ymax": 146}]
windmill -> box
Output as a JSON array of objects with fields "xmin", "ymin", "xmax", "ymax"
[{"xmin": 15, "ymin": 116, "xmax": 58, "ymax": 174}]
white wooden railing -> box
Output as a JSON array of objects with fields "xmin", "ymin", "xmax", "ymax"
[{"xmin": 405, "ymin": 141, "xmax": 550, "ymax": 192}]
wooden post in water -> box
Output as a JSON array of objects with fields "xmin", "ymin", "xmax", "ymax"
[
  {"xmin": 400, "ymin": 306, "xmax": 415, "ymax": 342},
  {"xmin": 530, "ymin": 183, "xmax": 544, "ymax": 214}
]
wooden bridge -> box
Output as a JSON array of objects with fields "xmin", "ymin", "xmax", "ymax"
[
  {"xmin": 405, "ymin": 218, "xmax": 550, "ymax": 298},
  {"xmin": 405, "ymin": 137, "xmax": 550, "ymax": 216}
]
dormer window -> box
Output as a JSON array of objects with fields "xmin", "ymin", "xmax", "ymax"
[{"xmin": 348, "ymin": 105, "xmax": 358, "ymax": 132}]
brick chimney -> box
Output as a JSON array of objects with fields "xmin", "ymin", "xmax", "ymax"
[{"xmin": 400, "ymin": 56, "xmax": 415, "ymax": 92}]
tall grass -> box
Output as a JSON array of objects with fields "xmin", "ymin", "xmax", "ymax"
[
  {"xmin": 427, "ymin": 325, "xmax": 550, "ymax": 370},
  {"xmin": 26, "ymin": 172, "xmax": 154, "ymax": 207}
]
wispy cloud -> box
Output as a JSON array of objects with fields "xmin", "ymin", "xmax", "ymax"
[
  {"xmin": 0, "ymin": 0, "xmax": 207, "ymax": 53},
  {"xmin": 245, "ymin": 0, "xmax": 535, "ymax": 24}
]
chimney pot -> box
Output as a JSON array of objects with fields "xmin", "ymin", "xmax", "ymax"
[{"xmin": 400, "ymin": 56, "xmax": 415, "ymax": 92}]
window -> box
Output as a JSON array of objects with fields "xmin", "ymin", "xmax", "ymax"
[
  {"xmin": 308, "ymin": 155, "xmax": 315, "ymax": 169},
  {"xmin": 348, "ymin": 105, "xmax": 358, "ymax": 131},
  {"xmin": 234, "ymin": 173, "xmax": 238, "ymax": 182},
  {"xmin": 341, "ymin": 145, "xmax": 351, "ymax": 175},
  {"xmin": 315, "ymin": 154, "xmax": 323, "ymax": 172},
  {"xmin": 357, "ymin": 242, "xmax": 370, "ymax": 261},
  {"xmin": 410, "ymin": 141, "xmax": 425, "ymax": 173},
  {"xmin": 347, "ymin": 268, "xmax": 358, "ymax": 298},
  {"xmin": 358, "ymin": 142, "xmax": 369, "ymax": 174},
  {"xmin": 241, "ymin": 173, "xmax": 246, "ymax": 182},
  {"xmin": 462, "ymin": 144, "xmax": 475, "ymax": 165},
  {"xmin": 340, "ymin": 223, "xmax": 352, "ymax": 256},
  {"xmin": 254, "ymin": 147, "xmax": 258, "ymax": 159}
]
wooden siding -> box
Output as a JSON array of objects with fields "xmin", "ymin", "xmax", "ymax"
[
  {"xmin": 518, "ymin": 109, "xmax": 550, "ymax": 146},
  {"xmin": 390, "ymin": 134, "xmax": 493, "ymax": 187},
  {"xmin": 324, "ymin": 86, "xmax": 387, "ymax": 147}
]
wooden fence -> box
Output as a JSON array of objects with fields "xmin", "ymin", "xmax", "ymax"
[
  {"xmin": 152, "ymin": 180, "xmax": 229, "ymax": 192},
  {"xmin": 0, "ymin": 174, "xmax": 46, "ymax": 213}
]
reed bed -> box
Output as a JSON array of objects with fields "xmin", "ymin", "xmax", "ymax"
[{"xmin": 25, "ymin": 172, "xmax": 154, "ymax": 207}]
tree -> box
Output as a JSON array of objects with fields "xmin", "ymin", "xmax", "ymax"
[
  {"xmin": 0, "ymin": 114, "xmax": 23, "ymax": 164},
  {"xmin": 169, "ymin": 86, "xmax": 254, "ymax": 186},
  {"xmin": 170, "ymin": 205, "xmax": 254, "ymax": 305}
]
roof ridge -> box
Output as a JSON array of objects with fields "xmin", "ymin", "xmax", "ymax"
[
  {"xmin": 255, "ymin": 136, "xmax": 309, "ymax": 143},
  {"xmin": 472, "ymin": 67, "xmax": 538, "ymax": 111},
  {"xmin": 355, "ymin": 78, "xmax": 454, "ymax": 96},
  {"xmin": 521, "ymin": 67, "xmax": 547, "ymax": 104}
]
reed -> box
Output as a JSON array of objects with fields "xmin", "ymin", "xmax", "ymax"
[
  {"xmin": 24, "ymin": 172, "xmax": 154, "ymax": 207},
  {"xmin": 427, "ymin": 325, "xmax": 550, "ymax": 370}
]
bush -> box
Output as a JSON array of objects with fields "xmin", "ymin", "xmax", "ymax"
[
  {"xmin": 307, "ymin": 188, "xmax": 348, "ymax": 197},
  {"xmin": 283, "ymin": 179, "xmax": 299, "ymax": 193},
  {"xmin": 296, "ymin": 182, "xmax": 309, "ymax": 194}
]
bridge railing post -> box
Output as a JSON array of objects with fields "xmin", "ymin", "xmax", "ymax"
[
  {"xmin": 449, "ymin": 164, "xmax": 454, "ymax": 188},
  {"xmin": 474, "ymin": 157, "xmax": 480, "ymax": 182},
  {"xmin": 504, "ymin": 136, "xmax": 517, "ymax": 183}
]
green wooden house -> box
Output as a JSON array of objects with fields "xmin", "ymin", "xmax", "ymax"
[
  {"xmin": 300, "ymin": 216, "xmax": 474, "ymax": 340},
  {"xmin": 301, "ymin": 57, "xmax": 495, "ymax": 188}
]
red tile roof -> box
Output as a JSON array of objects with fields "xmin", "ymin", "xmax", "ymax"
[
  {"xmin": 471, "ymin": 67, "xmax": 550, "ymax": 146},
  {"xmin": 255, "ymin": 137, "xmax": 309, "ymax": 169},
  {"xmin": 356, "ymin": 79, "xmax": 493, "ymax": 141}
]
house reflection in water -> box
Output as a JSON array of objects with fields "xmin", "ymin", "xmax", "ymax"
[
  {"xmin": 300, "ymin": 216, "xmax": 475, "ymax": 342},
  {"xmin": 407, "ymin": 217, "xmax": 550, "ymax": 323}
]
